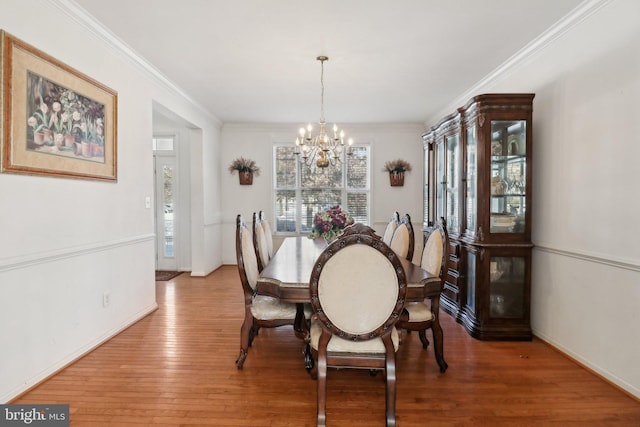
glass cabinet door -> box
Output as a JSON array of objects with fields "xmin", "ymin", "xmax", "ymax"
[
  {"xmin": 435, "ymin": 139, "xmax": 445, "ymax": 224},
  {"xmin": 490, "ymin": 120, "xmax": 527, "ymax": 234},
  {"xmin": 489, "ymin": 256, "xmax": 526, "ymax": 318},
  {"xmin": 423, "ymin": 140, "xmax": 430, "ymax": 226},
  {"xmin": 465, "ymin": 125, "xmax": 477, "ymax": 236},
  {"xmin": 446, "ymin": 134, "xmax": 460, "ymax": 235}
]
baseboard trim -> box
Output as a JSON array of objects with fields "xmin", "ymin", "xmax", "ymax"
[
  {"xmin": 533, "ymin": 332, "xmax": 640, "ymax": 401},
  {"xmin": 4, "ymin": 302, "xmax": 158, "ymax": 403}
]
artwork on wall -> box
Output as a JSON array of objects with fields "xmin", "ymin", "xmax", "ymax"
[{"xmin": 0, "ymin": 30, "xmax": 117, "ymax": 181}]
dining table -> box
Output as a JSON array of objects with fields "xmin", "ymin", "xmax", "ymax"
[{"xmin": 256, "ymin": 235, "xmax": 441, "ymax": 364}]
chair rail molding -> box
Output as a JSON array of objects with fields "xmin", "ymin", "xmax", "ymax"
[
  {"xmin": 0, "ymin": 234, "xmax": 155, "ymax": 273},
  {"xmin": 534, "ymin": 244, "xmax": 640, "ymax": 273}
]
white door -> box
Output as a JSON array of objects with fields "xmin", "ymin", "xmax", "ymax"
[{"xmin": 154, "ymin": 153, "xmax": 178, "ymax": 271}]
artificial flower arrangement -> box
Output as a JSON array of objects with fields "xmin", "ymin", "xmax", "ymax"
[
  {"xmin": 383, "ymin": 159, "xmax": 412, "ymax": 186},
  {"xmin": 383, "ymin": 159, "xmax": 412, "ymax": 173},
  {"xmin": 308, "ymin": 205, "xmax": 355, "ymax": 241},
  {"xmin": 228, "ymin": 157, "xmax": 261, "ymax": 176}
]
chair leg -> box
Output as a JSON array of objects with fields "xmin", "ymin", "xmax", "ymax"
[
  {"xmin": 248, "ymin": 325, "xmax": 259, "ymax": 347},
  {"xmin": 432, "ymin": 321, "xmax": 448, "ymax": 373},
  {"xmin": 385, "ymin": 352, "xmax": 397, "ymax": 427},
  {"xmin": 418, "ymin": 329, "xmax": 430, "ymax": 349},
  {"xmin": 236, "ymin": 312, "xmax": 253, "ymax": 369},
  {"xmin": 316, "ymin": 355, "xmax": 327, "ymax": 427}
]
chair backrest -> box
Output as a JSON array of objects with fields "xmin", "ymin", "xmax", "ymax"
[
  {"xmin": 389, "ymin": 213, "xmax": 414, "ymax": 261},
  {"xmin": 421, "ymin": 217, "xmax": 449, "ymax": 280},
  {"xmin": 252, "ymin": 212, "xmax": 270, "ymax": 272},
  {"xmin": 259, "ymin": 211, "xmax": 274, "ymax": 258},
  {"xmin": 235, "ymin": 214, "xmax": 259, "ymax": 297},
  {"xmin": 309, "ymin": 234, "xmax": 407, "ymax": 341},
  {"xmin": 382, "ymin": 211, "xmax": 400, "ymax": 245},
  {"xmin": 340, "ymin": 222, "xmax": 380, "ymax": 239}
]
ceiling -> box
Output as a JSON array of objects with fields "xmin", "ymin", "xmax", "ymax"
[{"xmin": 72, "ymin": 0, "xmax": 584, "ymax": 125}]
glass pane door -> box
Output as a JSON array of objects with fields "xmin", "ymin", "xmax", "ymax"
[
  {"xmin": 446, "ymin": 134, "xmax": 460, "ymax": 234},
  {"xmin": 489, "ymin": 256, "xmax": 526, "ymax": 318},
  {"xmin": 465, "ymin": 125, "xmax": 477, "ymax": 235},
  {"xmin": 435, "ymin": 140, "xmax": 445, "ymax": 223},
  {"xmin": 155, "ymin": 155, "xmax": 177, "ymax": 271},
  {"xmin": 490, "ymin": 120, "xmax": 527, "ymax": 234}
]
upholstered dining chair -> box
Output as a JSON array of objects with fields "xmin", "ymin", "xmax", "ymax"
[
  {"xmin": 396, "ymin": 217, "xmax": 449, "ymax": 373},
  {"xmin": 389, "ymin": 213, "xmax": 415, "ymax": 261},
  {"xmin": 259, "ymin": 211, "xmax": 274, "ymax": 259},
  {"xmin": 235, "ymin": 214, "xmax": 300, "ymax": 369},
  {"xmin": 382, "ymin": 211, "xmax": 400, "ymax": 245},
  {"xmin": 308, "ymin": 228, "xmax": 407, "ymax": 427},
  {"xmin": 252, "ymin": 212, "xmax": 270, "ymax": 272}
]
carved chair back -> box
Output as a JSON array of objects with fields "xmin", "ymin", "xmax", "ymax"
[
  {"xmin": 382, "ymin": 211, "xmax": 400, "ymax": 245},
  {"xmin": 252, "ymin": 212, "xmax": 270, "ymax": 272},
  {"xmin": 259, "ymin": 211, "xmax": 274, "ymax": 258},
  {"xmin": 389, "ymin": 213, "xmax": 414, "ymax": 261}
]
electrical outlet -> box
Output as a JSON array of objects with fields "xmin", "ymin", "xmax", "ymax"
[{"xmin": 102, "ymin": 291, "xmax": 111, "ymax": 308}]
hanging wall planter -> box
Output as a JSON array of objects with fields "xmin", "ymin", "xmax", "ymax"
[
  {"xmin": 389, "ymin": 171, "xmax": 405, "ymax": 186},
  {"xmin": 383, "ymin": 159, "xmax": 412, "ymax": 187},
  {"xmin": 228, "ymin": 157, "xmax": 260, "ymax": 186},
  {"xmin": 238, "ymin": 171, "xmax": 253, "ymax": 185}
]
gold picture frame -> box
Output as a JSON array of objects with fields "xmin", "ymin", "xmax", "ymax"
[{"xmin": 1, "ymin": 30, "xmax": 117, "ymax": 181}]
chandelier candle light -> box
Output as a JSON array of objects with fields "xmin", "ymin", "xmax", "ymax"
[{"xmin": 295, "ymin": 56, "xmax": 353, "ymax": 168}]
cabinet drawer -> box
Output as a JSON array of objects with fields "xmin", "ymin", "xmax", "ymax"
[{"xmin": 449, "ymin": 242, "xmax": 460, "ymax": 258}]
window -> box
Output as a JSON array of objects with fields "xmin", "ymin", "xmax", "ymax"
[{"xmin": 274, "ymin": 145, "xmax": 370, "ymax": 233}]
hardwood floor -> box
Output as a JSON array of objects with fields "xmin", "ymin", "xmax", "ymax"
[{"xmin": 14, "ymin": 265, "xmax": 640, "ymax": 426}]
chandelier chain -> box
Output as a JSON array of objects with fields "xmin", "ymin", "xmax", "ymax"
[{"xmin": 320, "ymin": 58, "xmax": 325, "ymax": 123}]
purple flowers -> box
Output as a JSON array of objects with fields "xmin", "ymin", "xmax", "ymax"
[{"xmin": 309, "ymin": 205, "xmax": 354, "ymax": 241}]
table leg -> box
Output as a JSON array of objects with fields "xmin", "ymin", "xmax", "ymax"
[
  {"xmin": 293, "ymin": 303, "xmax": 315, "ymax": 371},
  {"xmin": 293, "ymin": 303, "xmax": 308, "ymax": 340}
]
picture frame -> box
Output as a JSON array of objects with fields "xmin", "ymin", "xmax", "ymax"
[{"xmin": 1, "ymin": 30, "xmax": 117, "ymax": 181}]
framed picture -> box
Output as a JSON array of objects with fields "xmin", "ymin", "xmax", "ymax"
[{"xmin": 1, "ymin": 30, "xmax": 117, "ymax": 181}]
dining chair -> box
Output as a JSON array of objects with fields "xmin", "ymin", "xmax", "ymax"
[
  {"xmin": 389, "ymin": 213, "xmax": 414, "ymax": 261},
  {"xmin": 396, "ymin": 217, "xmax": 449, "ymax": 373},
  {"xmin": 308, "ymin": 230, "xmax": 407, "ymax": 427},
  {"xmin": 259, "ymin": 210, "xmax": 274, "ymax": 259},
  {"xmin": 382, "ymin": 211, "xmax": 400, "ymax": 245},
  {"xmin": 252, "ymin": 212, "xmax": 270, "ymax": 272},
  {"xmin": 235, "ymin": 214, "xmax": 300, "ymax": 369}
]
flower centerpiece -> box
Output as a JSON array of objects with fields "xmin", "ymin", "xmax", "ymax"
[
  {"xmin": 228, "ymin": 157, "xmax": 260, "ymax": 185},
  {"xmin": 383, "ymin": 159, "xmax": 412, "ymax": 186},
  {"xmin": 308, "ymin": 205, "xmax": 355, "ymax": 242}
]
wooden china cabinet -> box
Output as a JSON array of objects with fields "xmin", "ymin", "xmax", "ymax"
[{"xmin": 423, "ymin": 94, "xmax": 534, "ymax": 340}]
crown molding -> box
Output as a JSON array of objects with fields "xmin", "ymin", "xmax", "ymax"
[
  {"xmin": 50, "ymin": 0, "xmax": 221, "ymax": 125},
  {"xmin": 425, "ymin": 0, "xmax": 613, "ymax": 126}
]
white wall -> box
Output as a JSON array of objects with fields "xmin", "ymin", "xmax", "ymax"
[
  {"xmin": 0, "ymin": 0, "xmax": 222, "ymax": 402},
  {"xmin": 220, "ymin": 123, "xmax": 425, "ymax": 264},
  {"xmin": 429, "ymin": 0, "xmax": 640, "ymax": 397}
]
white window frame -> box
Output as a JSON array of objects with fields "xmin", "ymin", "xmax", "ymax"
[{"xmin": 273, "ymin": 143, "xmax": 371, "ymax": 235}]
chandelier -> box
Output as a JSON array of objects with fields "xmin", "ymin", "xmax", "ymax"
[{"xmin": 295, "ymin": 56, "xmax": 353, "ymax": 168}]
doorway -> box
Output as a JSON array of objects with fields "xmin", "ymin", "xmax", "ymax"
[{"xmin": 153, "ymin": 136, "xmax": 178, "ymax": 271}]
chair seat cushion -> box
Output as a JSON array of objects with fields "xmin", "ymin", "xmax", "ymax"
[
  {"xmin": 251, "ymin": 295, "xmax": 297, "ymax": 320},
  {"xmin": 250, "ymin": 296, "xmax": 313, "ymax": 321},
  {"xmin": 309, "ymin": 319, "xmax": 399, "ymax": 353},
  {"xmin": 403, "ymin": 302, "xmax": 434, "ymax": 322}
]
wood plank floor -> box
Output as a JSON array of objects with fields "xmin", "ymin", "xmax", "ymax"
[{"xmin": 13, "ymin": 265, "xmax": 640, "ymax": 426}]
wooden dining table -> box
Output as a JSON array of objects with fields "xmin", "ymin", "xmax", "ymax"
[{"xmin": 257, "ymin": 236, "xmax": 441, "ymax": 351}]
